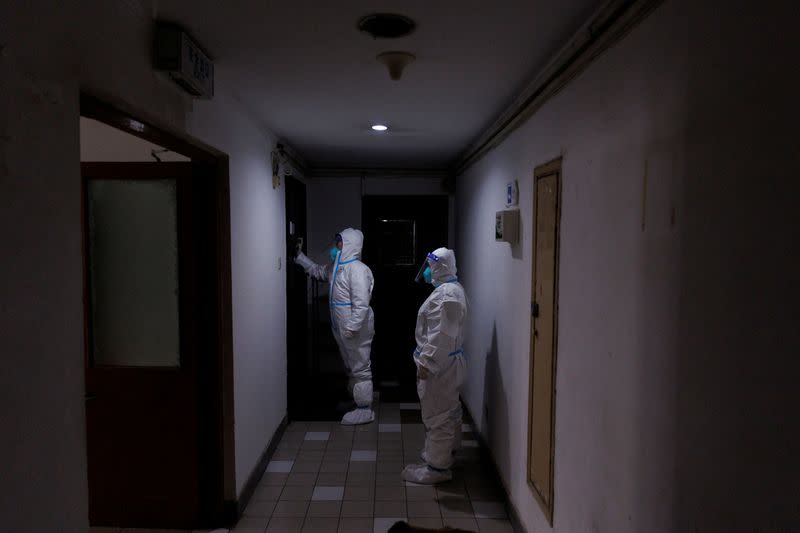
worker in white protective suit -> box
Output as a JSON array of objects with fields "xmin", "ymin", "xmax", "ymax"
[
  {"xmin": 294, "ymin": 228, "xmax": 376, "ymax": 425},
  {"xmin": 402, "ymin": 248, "xmax": 468, "ymax": 484}
]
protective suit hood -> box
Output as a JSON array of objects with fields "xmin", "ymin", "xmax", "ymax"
[
  {"xmin": 429, "ymin": 247, "xmax": 457, "ymax": 285},
  {"xmin": 339, "ymin": 228, "xmax": 364, "ymax": 263}
]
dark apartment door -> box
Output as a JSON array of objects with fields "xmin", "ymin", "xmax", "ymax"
[
  {"xmin": 362, "ymin": 195, "xmax": 450, "ymax": 401},
  {"xmin": 285, "ymin": 176, "xmax": 311, "ymax": 419},
  {"xmin": 82, "ymin": 162, "xmax": 221, "ymax": 528},
  {"xmin": 285, "ymin": 177, "xmax": 353, "ymax": 420}
]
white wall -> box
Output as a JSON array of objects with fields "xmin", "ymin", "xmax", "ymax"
[
  {"xmin": 188, "ymin": 84, "xmax": 289, "ymax": 497},
  {"xmin": 0, "ymin": 0, "xmax": 290, "ymax": 529},
  {"xmin": 362, "ymin": 176, "xmax": 447, "ymax": 196},
  {"xmin": 456, "ymin": 1, "xmax": 799, "ymax": 532}
]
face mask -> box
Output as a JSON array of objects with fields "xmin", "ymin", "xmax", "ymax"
[
  {"xmin": 330, "ymin": 247, "xmax": 340, "ymax": 263},
  {"xmin": 423, "ymin": 266, "xmax": 432, "ymax": 284}
]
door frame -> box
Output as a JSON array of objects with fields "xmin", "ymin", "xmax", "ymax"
[
  {"xmin": 79, "ymin": 93, "xmax": 236, "ymax": 525},
  {"xmin": 527, "ymin": 157, "xmax": 562, "ymax": 525}
]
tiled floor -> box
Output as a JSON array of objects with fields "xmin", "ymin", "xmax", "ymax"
[{"xmin": 91, "ymin": 401, "xmax": 515, "ymax": 533}]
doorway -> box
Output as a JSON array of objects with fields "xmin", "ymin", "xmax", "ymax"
[
  {"xmin": 362, "ymin": 195, "xmax": 450, "ymax": 402},
  {"xmin": 285, "ymin": 176, "xmax": 314, "ymax": 420},
  {"xmin": 80, "ymin": 95, "xmax": 234, "ymax": 529},
  {"xmin": 285, "ymin": 176, "xmax": 359, "ymax": 421},
  {"xmin": 527, "ymin": 158, "xmax": 562, "ymax": 525}
]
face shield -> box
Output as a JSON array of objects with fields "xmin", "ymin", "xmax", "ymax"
[
  {"xmin": 324, "ymin": 233, "xmax": 344, "ymax": 263},
  {"xmin": 414, "ymin": 251, "xmax": 440, "ymax": 284}
]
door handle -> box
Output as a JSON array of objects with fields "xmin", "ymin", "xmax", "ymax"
[
  {"xmin": 531, "ymin": 302, "xmax": 539, "ymax": 318},
  {"xmin": 84, "ymin": 395, "xmax": 96, "ymax": 401}
]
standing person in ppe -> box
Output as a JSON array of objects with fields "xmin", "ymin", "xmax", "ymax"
[
  {"xmin": 294, "ymin": 228, "xmax": 376, "ymax": 425},
  {"xmin": 402, "ymin": 248, "xmax": 468, "ymax": 484}
]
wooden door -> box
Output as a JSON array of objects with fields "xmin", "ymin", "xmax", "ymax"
[
  {"xmin": 528, "ymin": 159, "xmax": 561, "ymax": 524},
  {"xmin": 82, "ymin": 162, "xmax": 210, "ymax": 528}
]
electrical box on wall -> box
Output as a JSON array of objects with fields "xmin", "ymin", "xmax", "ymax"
[{"xmin": 496, "ymin": 209, "xmax": 520, "ymax": 244}]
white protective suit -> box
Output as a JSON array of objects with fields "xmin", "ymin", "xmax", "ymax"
[
  {"xmin": 403, "ymin": 248, "xmax": 468, "ymax": 483},
  {"xmin": 294, "ymin": 228, "xmax": 375, "ymax": 425}
]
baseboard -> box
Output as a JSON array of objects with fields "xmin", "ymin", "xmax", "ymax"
[
  {"xmin": 222, "ymin": 499, "xmax": 238, "ymax": 526},
  {"xmin": 232, "ymin": 415, "xmax": 289, "ymax": 522},
  {"xmin": 462, "ymin": 401, "xmax": 526, "ymax": 533}
]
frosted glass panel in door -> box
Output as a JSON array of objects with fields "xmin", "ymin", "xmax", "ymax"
[{"xmin": 88, "ymin": 179, "xmax": 180, "ymax": 367}]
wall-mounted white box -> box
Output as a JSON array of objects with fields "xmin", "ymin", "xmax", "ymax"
[{"xmin": 495, "ymin": 209, "xmax": 520, "ymax": 243}]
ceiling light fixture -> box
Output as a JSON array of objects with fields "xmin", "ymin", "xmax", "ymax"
[
  {"xmin": 377, "ymin": 51, "xmax": 415, "ymax": 81},
  {"xmin": 358, "ymin": 13, "xmax": 416, "ymax": 39},
  {"xmin": 371, "ymin": 124, "xmax": 389, "ymax": 132}
]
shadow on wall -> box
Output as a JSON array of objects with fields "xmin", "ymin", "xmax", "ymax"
[
  {"xmin": 481, "ymin": 324, "xmax": 511, "ymax": 478},
  {"xmin": 672, "ymin": 3, "xmax": 800, "ymax": 529},
  {"xmin": 511, "ymin": 219, "xmax": 523, "ymax": 261}
]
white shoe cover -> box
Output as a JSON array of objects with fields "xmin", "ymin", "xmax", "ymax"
[
  {"xmin": 352, "ymin": 380, "xmax": 373, "ymax": 407},
  {"xmin": 401, "ymin": 463, "xmax": 453, "ymax": 485},
  {"xmin": 341, "ymin": 407, "xmax": 375, "ymax": 425}
]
